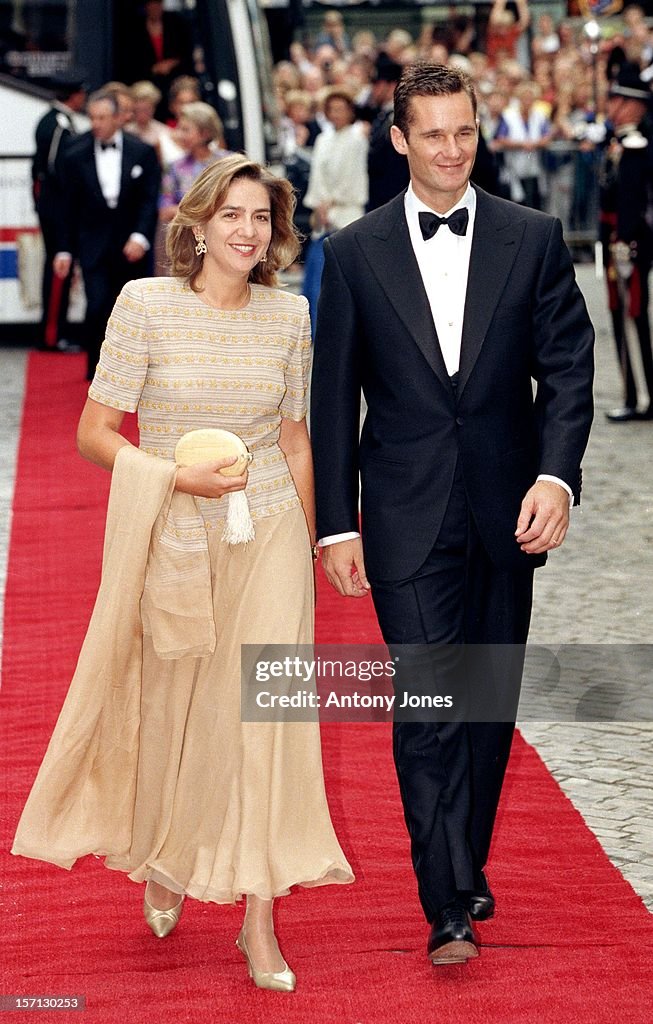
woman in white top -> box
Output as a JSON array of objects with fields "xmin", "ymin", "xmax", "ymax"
[
  {"xmin": 125, "ymin": 80, "xmax": 183, "ymax": 168},
  {"xmin": 302, "ymin": 87, "xmax": 368, "ymax": 325}
]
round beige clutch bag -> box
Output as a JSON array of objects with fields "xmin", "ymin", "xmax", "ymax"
[
  {"xmin": 174, "ymin": 428, "xmax": 255, "ymax": 544},
  {"xmin": 174, "ymin": 428, "xmax": 253, "ymax": 477}
]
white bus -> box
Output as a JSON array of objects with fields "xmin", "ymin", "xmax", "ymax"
[{"xmin": 0, "ymin": 0, "xmax": 280, "ymax": 336}]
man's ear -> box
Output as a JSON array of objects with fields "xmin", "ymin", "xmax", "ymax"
[{"xmin": 390, "ymin": 124, "xmax": 408, "ymax": 156}]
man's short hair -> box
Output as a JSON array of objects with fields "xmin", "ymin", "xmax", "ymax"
[
  {"xmin": 87, "ymin": 89, "xmax": 119, "ymax": 114},
  {"xmin": 393, "ymin": 63, "xmax": 477, "ymax": 138}
]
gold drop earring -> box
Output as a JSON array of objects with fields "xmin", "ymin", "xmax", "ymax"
[
  {"xmin": 259, "ymin": 252, "xmax": 268, "ymax": 263},
  {"xmin": 194, "ymin": 232, "xmax": 207, "ymax": 257}
]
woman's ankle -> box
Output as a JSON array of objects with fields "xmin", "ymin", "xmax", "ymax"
[{"xmin": 145, "ymin": 879, "xmax": 182, "ymax": 911}]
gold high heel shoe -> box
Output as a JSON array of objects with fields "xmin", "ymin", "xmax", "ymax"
[
  {"xmin": 235, "ymin": 930, "xmax": 296, "ymax": 992},
  {"xmin": 143, "ymin": 883, "xmax": 184, "ymax": 938}
]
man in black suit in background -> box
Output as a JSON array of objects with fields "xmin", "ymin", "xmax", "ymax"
[
  {"xmin": 366, "ymin": 55, "xmax": 409, "ymax": 212},
  {"xmin": 310, "ymin": 65, "xmax": 594, "ymax": 965},
  {"xmin": 53, "ymin": 90, "xmax": 160, "ymax": 380},
  {"xmin": 32, "ymin": 70, "xmax": 86, "ymax": 350}
]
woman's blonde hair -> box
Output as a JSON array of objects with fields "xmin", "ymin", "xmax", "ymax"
[
  {"xmin": 178, "ymin": 101, "xmax": 224, "ymax": 144},
  {"xmin": 167, "ymin": 154, "xmax": 300, "ymax": 290},
  {"xmin": 131, "ymin": 80, "xmax": 162, "ymax": 106}
]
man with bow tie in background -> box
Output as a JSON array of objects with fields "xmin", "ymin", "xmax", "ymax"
[
  {"xmin": 54, "ymin": 89, "xmax": 160, "ymax": 380},
  {"xmin": 311, "ymin": 64, "xmax": 594, "ymax": 965}
]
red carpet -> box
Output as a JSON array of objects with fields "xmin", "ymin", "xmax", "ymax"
[{"xmin": 1, "ymin": 353, "xmax": 651, "ymax": 1023}]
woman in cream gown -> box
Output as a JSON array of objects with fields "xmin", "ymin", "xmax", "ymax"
[{"xmin": 12, "ymin": 154, "xmax": 353, "ymax": 992}]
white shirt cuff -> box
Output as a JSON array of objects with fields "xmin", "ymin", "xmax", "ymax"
[
  {"xmin": 537, "ymin": 474, "xmax": 574, "ymax": 507},
  {"xmin": 320, "ymin": 478, "xmax": 574, "ymax": 548},
  {"xmin": 129, "ymin": 232, "xmax": 150, "ymax": 252},
  {"xmin": 318, "ymin": 531, "xmax": 360, "ymax": 546}
]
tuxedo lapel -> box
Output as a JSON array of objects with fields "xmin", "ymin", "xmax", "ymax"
[
  {"xmin": 356, "ymin": 194, "xmax": 451, "ymax": 392},
  {"xmin": 119, "ymin": 136, "xmax": 136, "ymax": 202},
  {"xmin": 120, "ymin": 136, "xmax": 148, "ymax": 198},
  {"xmin": 458, "ymin": 188, "xmax": 525, "ymax": 395},
  {"xmin": 79, "ymin": 135, "xmax": 108, "ymax": 207}
]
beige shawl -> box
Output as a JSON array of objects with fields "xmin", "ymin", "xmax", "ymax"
[{"xmin": 12, "ymin": 446, "xmax": 214, "ymax": 868}]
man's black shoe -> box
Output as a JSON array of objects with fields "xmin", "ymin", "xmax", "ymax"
[
  {"xmin": 427, "ymin": 901, "xmax": 479, "ymax": 964},
  {"xmin": 459, "ymin": 872, "xmax": 495, "ymax": 921},
  {"xmin": 605, "ymin": 406, "xmax": 641, "ymax": 422}
]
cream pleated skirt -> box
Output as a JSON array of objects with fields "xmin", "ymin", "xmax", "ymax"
[{"xmin": 14, "ymin": 505, "xmax": 353, "ymax": 902}]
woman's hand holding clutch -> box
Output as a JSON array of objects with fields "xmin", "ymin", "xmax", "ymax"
[
  {"xmin": 174, "ymin": 430, "xmax": 255, "ymax": 541},
  {"xmin": 174, "ymin": 458, "xmax": 248, "ymax": 499}
]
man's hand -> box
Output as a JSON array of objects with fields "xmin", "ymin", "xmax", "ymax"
[
  {"xmin": 515, "ymin": 480, "xmax": 570, "ymax": 554},
  {"xmin": 321, "ymin": 538, "xmax": 371, "ymax": 598},
  {"xmin": 123, "ymin": 239, "xmax": 147, "ymax": 263},
  {"xmin": 152, "ymin": 58, "xmax": 180, "ymax": 76},
  {"xmin": 53, "ymin": 253, "xmax": 72, "ymax": 279}
]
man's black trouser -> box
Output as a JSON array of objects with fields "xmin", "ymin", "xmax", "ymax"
[{"xmin": 370, "ymin": 463, "xmax": 534, "ymax": 922}]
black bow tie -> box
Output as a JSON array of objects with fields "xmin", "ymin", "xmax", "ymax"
[
  {"xmin": 419, "ymin": 207, "xmax": 469, "ymax": 240},
  {"xmin": 100, "ymin": 141, "xmax": 117, "ymax": 151}
]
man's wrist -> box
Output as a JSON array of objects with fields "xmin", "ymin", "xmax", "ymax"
[
  {"xmin": 128, "ymin": 232, "xmax": 150, "ymax": 251},
  {"xmin": 318, "ymin": 531, "xmax": 361, "ymax": 547},
  {"xmin": 537, "ymin": 474, "xmax": 574, "ymax": 507}
]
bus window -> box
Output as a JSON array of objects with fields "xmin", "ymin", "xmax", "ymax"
[
  {"xmin": 0, "ymin": 0, "xmax": 279, "ymax": 333},
  {"xmin": 0, "ymin": 1, "xmax": 76, "ymax": 85}
]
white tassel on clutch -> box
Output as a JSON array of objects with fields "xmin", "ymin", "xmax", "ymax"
[
  {"xmin": 175, "ymin": 428, "xmax": 255, "ymax": 546},
  {"xmin": 223, "ymin": 490, "xmax": 255, "ymax": 545}
]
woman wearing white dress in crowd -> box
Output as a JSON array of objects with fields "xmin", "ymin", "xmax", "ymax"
[{"xmin": 302, "ymin": 87, "xmax": 368, "ymax": 326}]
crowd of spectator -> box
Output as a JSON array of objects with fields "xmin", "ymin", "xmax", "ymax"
[
  {"xmin": 271, "ymin": 2, "xmax": 653, "ymax": 234},
  {"xmin": 34, "ymin": 0, "xmax": 653, "ymax": 334}
]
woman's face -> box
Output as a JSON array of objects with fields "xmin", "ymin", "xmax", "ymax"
[
  {"xmin": 287, "ymin": 102, "xmax": 310, "ymax": 125},
  {"xmin": 177, "ymin": 117, "xmax": 206, "ymax": 153},
  {"xmin": 134, "ymin": 98, "xmax": 155, "ymax": 127},
  {"xmin": 170, "ymin": 89, "xmax": 198, "ymax": 119},
  {"xmin": 487, "ymin": 92, "xmax": 506, "ymax": 117},
  {"xmin": 325, "ymin": 97, "xmax": 353, "ymax": 130},
  {"xmin": 198, "ymin": 178, "xmax": 273, "ymax": 281}
]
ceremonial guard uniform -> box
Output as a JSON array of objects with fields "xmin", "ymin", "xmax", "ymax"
[
  {"xmin": 600, "ymin": 67, "xmax": 653, "ymax": 421},
  {"xmin": 32, "ymin": 71, "xmax": 86, "ymax": 350}
]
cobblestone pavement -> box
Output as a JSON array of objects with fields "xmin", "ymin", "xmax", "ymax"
[
  {"xmin": 0, "ymin": 264, "xmax": 650, "ymax": 909},
  {"xmin": 521, "ymin": 264, "xmax": 652, "ymax": 910},
  {"xmin": 0, "ymin": 349, "xmax": 26, "ymax": 667}
]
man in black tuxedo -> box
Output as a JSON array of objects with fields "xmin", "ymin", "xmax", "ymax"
[
  {"xmin": 32, "ymin": 70, "xmax": 86, "ymax": 349},
  {"xmin": 311, "ymin": 65, "xmax": 594, "ymax": 965},
  {"xmin": 54, "ymin": 90, "xmax": 160, "ymax": 380}
]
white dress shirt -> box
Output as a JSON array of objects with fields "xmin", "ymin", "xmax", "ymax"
[
  {"xmin": 404, "ymin": 181, "xmax": 475, "ymax": 376},
  {"xmin": 320, "ymin": 182, "xmax": 571, "ymax": 547},
  {"xmin": 95, "ymin": 133, "xmax": 122, "ymax": 208}
]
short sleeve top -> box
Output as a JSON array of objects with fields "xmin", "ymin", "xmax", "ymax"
[{"xmin": 88, "ymin": 277, "xmax": 312, "ymax": 530}]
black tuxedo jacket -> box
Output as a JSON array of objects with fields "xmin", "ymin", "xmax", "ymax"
[
  {"xmin": 57, "ymin": 132, "xmax": 160, "ymax": 272},
  {"xmin": 310, "ymin": 187, "xmax": 594, "ymax": 583},
  {"xmin": 118, "ymin": 11, "xmax": 194, "ymax": 84}
]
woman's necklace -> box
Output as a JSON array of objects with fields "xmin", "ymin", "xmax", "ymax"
[{"xmin": 200, "ymin": 282, "xmax": 251, "ymax": 311}]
